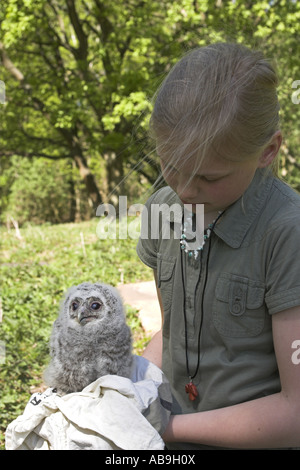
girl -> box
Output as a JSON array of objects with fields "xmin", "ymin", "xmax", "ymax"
[{"xmin": 137, "ymin": 43, "xmax": 300, "ymax": 449}]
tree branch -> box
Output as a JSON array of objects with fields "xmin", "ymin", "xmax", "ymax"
[
  {"xmin": 0, "ymin": 150, "xmax": 69, "ymax": 160},
  {"xmin": 65, "ymin": 0, "xmax": 88, "ymax": 61},
  {"xmin": 43, "ymin": 1, "xmax": 74, "ymax": 55},
  {"xmin": 93, "ymin": 0, "xmax": 114, "ymax": 74},
  {"xmin": 94, "ymin": 0, "xmax": 114, "ymax": 43},
  {"xmin": 0, "ymin": 42, "xmax": 24, "ymax": 81},
  {"xmin": 18, "ymin": 127, "xmax": 67, "ymax": 147}
]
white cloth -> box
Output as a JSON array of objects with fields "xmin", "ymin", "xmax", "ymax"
[{"xmin": 5, "ymin": 356, "xmax": 172, "ymax": 450}]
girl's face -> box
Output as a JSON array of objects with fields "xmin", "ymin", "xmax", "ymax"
[{"xmin": 160, "ymin": 151, "xmax": 262, "ymax": 214}]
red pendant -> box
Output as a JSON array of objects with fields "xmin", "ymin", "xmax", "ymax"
[{"xmin": 185, "ymin": 381, "xmax": 198, "ymax": 401}]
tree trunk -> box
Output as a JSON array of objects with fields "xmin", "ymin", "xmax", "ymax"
[
  {"xmin": 73, "ymin": 153, "xmax": 102, "ymax": 212},
  {"xmin": 68, "ymin": 161, "xmax": 78, "ymax": 223},
  {"xmin": 104, "ymin": 151, "xmax": 124, "ymax": 210},
  {"xmin": 0, "ymin": 42, "xmax": 103, "ymax": 215}
]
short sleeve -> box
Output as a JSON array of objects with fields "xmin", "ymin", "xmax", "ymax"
[
  {"xmin": 136, "ymin": 186, "xmax": 178, "ymax": 270},
  {"xmin": 265, "ymin": 218, "xmax": 300, "ymax": 315},
  {"xmin": 136, "ymin": 191, "xmax": 160, "ymax": 270}
]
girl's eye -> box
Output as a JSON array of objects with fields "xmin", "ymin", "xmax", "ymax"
[
  {"xmin": 91, "ymin": 302, "xmax": 102, "ymax": 311},
  {"xmin": 202, "ymin": 176, "xmax": 220, "ymax": 182},
  {"xmin": 163, "ymin": 164, "xmax": 178, "ymax": 174},
  {"xmin": 160, "ymin": 159, "xmax": 178, "ymax": 173},
  {"xmin": 168, "ymin": 165, "xmax": 178, "ymax": 172},
  {"xmin": 71, "ymin": 302, "xmax": 79, "ymax": 311}
]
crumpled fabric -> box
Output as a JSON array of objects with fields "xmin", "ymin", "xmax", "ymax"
[{"xmin": 5, "ymin": 355, "xmax": 172, "ymax": 450}]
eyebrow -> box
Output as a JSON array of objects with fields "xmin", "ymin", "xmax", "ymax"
[
  {"xmin": 159, "ymin": 156, "xmax": 230, "ymax": 178},
  {"xmin": 160, "ymin": 159, "xmax": 228, "ymax": 178}
]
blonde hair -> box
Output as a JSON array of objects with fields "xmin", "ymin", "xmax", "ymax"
[{"xmin": 150, "ymin": 42, "xmax": 280, "ymax": 177}]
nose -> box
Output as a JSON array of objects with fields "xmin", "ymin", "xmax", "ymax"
[{"xmin": 177, "ymin": 177, "xmax": 200, "ymax": 202}]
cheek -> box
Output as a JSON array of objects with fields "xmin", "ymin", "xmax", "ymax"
[
  {"xmin": 162, "ymin": 171, "xmax": 178, "ymax": 189},
  {"xmin": 227, "ymin": 171, "xmax": 255, "ymax": 200},
  {"xmin": 204, "ymin": 181, "xmax": 238, "ymax": 206},
  {"xmin": 210, "ymin": 174, "xmax": 252, "ymax": 205}
]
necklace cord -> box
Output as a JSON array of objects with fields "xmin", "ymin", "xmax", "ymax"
[{"xmin": 181, "ymin": 210, "xmax": 225, "ymax": 382}]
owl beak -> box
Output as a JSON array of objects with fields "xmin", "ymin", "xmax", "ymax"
[
  {"xmin": 77, "ymin": 308, "xmax": 97, "ymax": 325},
  {"xmin": 77, "ymin": 309, "xmax": 86, "ymax": 323}
]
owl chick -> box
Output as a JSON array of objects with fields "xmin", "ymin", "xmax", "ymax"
[{"xmin": 43, "ymin": 282, "xmax": 133, "ymax": 395}]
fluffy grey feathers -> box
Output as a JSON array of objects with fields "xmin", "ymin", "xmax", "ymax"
[{"xmin": 44, "ymin": 282, "xmax": 133, "ymax": 395}]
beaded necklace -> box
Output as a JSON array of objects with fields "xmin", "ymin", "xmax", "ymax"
[
  {"xmin": 180, "ymin": 211, "xmax": 222, "ymax": 260},
  {"xmin": 180, "ymin": 210, "xmax": 225, "ymax": 401}
]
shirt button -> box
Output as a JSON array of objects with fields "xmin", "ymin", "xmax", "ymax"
[{"xmin": 232, "ymin": 302, "xmax": 241, "ymax": 315}]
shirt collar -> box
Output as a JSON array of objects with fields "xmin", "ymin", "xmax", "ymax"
[
  {"xmin": 165, "ymin": 168, "xmax": 274, "ymax": 248},
  {"xmin": 214, "ymin": 168, "xmax": 274, "ymax": 248}
]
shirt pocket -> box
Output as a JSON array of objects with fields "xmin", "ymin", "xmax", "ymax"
[
  {"xmin": 212, "ymin": 273, "xmax": 266, "ymax": 338},
  {"xmin": 157, "ymin": 253, "xmax": 176, "ymax": 314}
]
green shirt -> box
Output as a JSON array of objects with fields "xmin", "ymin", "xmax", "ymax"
[{"xmin": 136, "ymin": 168, "xmax": 300, "ymax": 449}]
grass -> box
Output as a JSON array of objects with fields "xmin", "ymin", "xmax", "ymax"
[{"xmin": 0, "ymin": 218, "xmax": 153, "ymax": 449}]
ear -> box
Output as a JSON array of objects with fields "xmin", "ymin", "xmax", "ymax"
[{"xmin": 257, "ymin": 131, "xmax": 282, "ymax": 168}]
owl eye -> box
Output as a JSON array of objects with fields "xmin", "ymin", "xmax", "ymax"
[
  {"xmin": 71, "ymin": 301, "xmax": 79, "ymax": 311},
  {"xmin": 91, "ymin": 302, "xmax": 102, "ymax": 311}
]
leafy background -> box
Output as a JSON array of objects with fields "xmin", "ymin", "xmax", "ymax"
[
  {"xmin": 1, "ymin": 0, "xmax": 300, "ymax": 224},
  {"xmin": 1, "ymin": 0, "xmax": 300, "ymax": 449}
]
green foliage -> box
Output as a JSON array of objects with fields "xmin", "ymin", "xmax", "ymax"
[
  {"xmin": 1, "ymin": 0, "xmax": 299, "ymax": 220},
  {"xmin": 2, "ymin": 156, "xmax": 78, "ymax": 225},
  {"xmin": 0, "ymin": 219, "xmax": 152, "ymax": 449}
]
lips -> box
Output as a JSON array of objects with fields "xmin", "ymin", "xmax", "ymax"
[
  {"xmin": 181, "ymin": 200, "xmax": 205, "ymax": 206},
  {"xmin": 181, "ymin": 200, "xmax": 194, "ymax": 205}
]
